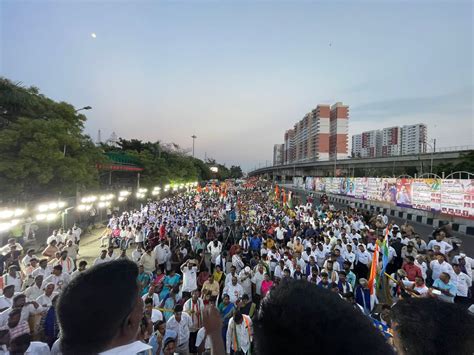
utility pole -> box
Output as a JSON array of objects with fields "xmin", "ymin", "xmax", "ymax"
[{"xmin": 191, "ymin": 135, "xmax": 197, "ymax": 157}]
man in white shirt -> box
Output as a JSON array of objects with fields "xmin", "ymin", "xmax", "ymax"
[
  {"xmin": 2, "ymin": 266, "xmax": 22, "ymax": 292},
  {"xmin": 94, "ymin": 250, "xmax": 109, "ymax": 266},
  {"xmin": 32, "ymin": 259, "xmax": 52, "ymax": 279},
  {"xmin": 427, "ymin": 235, "xmax": 453, "ymax": 255},
  {"xmin": 430, "ymin": 254, "xmax": 455, "ymax": 281},
  {"xmin": 232, "ymin": 251, "xmax": 245, "ymax": 273},
  {"xmin": 274, "ymin": 224, "xmax": 287, "ymax": 242},
  {"xmin": 451, "ymin": 263, "xmax": 472, "ymax": 304},
  {"xmin": 181, "ymin": 259, "xmax": 198, "ymax": 293},
  {"xmin": 24, "ymin": 275, "xmax": 44, "ymax": 302},
  {"xmin": 166, "ymin": 304, "xmax": 193, "ymax": 354},
  {"xmin": 0, "ymin": 285, "xmax": 15, "ymax": 312},
  {"xmin": 195, "ymin": 326, "xmax": 212, "ymax": 354},
  {"xmin": 21, "ymin": 249, "xmax": 37, "ymax": 268},
  {"xmin": 43, "ymin": 265, "xmax": 71, "ymax": 293},
  {"xmin": 223, "ymin": 276, "xmax": 244, "ymax": 304},
  {"xmin": 52, "ymin": 250, "xmax": 75, "ymax": 274},
  {"xmin": 226, "ymin": 311, "xmax": 253, "ymax": 354},
  {"xmin": 183, "ymin": 290, "xmax": 205, "ymax": 353},
  {"xmin": 154, "ymin": 240, "xmax": 171, "ymax": 272},
  {"xmin": 355, "ymin": 244, "xmax": 372, "ymax": 280},
  {"xmin": 207, "ymin": 240, "xmax": 222, "ymax": 272},
  {"xmin": 36, "ymin": 282, "xmax": 58, "ymax": 310},
  {"xmin": 251, "ymin": 264, "xmax": 265, "ymax": 302}
]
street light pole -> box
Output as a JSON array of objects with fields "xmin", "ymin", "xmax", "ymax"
[
  {"xmin": 65, "ymin": 106, "xmax": 92, "ymax": 156},
  {"xmin": 191, "ymin": 135, "xmax": 197, "ymax": 158}
]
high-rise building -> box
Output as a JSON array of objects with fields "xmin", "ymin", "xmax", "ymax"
[
  {"xmin": 329, "ymin": 102, "xmax": 349, "ymax": 160},
  {"xmin": 277, "ymin": 102, "xmax": 349, "ymax": 164},
  {"xmin": 273, "ymin": 144, "xmax": 284, "ymax": 166},
  {"xmin": 283, "ymin": 129, "xmax": 295, "ymax": 164},
  {"xmin": 401, "ymin": 124, "xmax": 427, "ymax": 155},
  {"xmin": 351, "ymin": 133, "xmax": 362, "ymax": 157},
  {"xmin": 359, "ymin": 130, "xmax": 380, "ymax": 158},
  {"xmin": 380, "ymin": 126, "xmax": 401, "ymax": 157}
]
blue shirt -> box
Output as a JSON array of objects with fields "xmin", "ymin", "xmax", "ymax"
[
  {"xmin": 250, "ymin": 237, "xmax": 262, "ymax": 251},
  {"xmin": 432, "ymin": 279, "xmax": 457, "ymax": 302}
]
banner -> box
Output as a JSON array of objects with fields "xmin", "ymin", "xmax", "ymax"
[
  {"xmin": 411, "ymin": 179, "xmax": 441, "ymax": 211},
  {"xmin": 353, "ymin": 177, "xmax": 367, "ymax": 199},
  {"xmin": 305, "ymin": 177, "xmax": 315, "ymax": 191},
  {"xmin": 440, "ymin": 179, "xmax": 474, "ymax": 219},
  {"xmin": 396, "ymin": 178, "xmax": 412, "ymax": 207}
]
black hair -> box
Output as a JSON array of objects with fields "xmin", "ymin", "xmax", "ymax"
[
  {"xmin": 255, "ymin": 280, "xmax": 393, "ymax": 355},
  {"xmin": 391, "ymin": 298, "xmax": 474, "ymax": 355},
  {"xmin": 144, "ymin": 298, "xmax": 153, "ymax": 306},
  {"xmin": 234, "ymin": 311, "xmax": 243, "ymax": 323},
  {"xmin": 174, "ymin": 304, "xmax": 183, "ymax": 313},
  {"xmin": 57, "ymin": 259, "xmax": 139, "ymax": 354},
  {"xmin": 78, "ymin": 260, "xmax": 88, "ymax": 267}
]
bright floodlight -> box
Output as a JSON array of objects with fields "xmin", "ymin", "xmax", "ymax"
[
  {"xmin": 91, "ymin": 33, "xmax": 97, "ymax": 38},
  {"xmin": 0, "ymin": 210, "xmax": 14, "ymax": 219},
  {"xmin": 118, "ymin": 197, "xmax": 127, "ymax": 202},
  {"xmin": 46, "ymin": 213, "xmax": 58, "ymax": 221},
  {"xmin": 35, "ymin": 214, "xmax": 47, "ymax": 221},
  {"xmin": 119, "ymin": 190, "xmax": 130, "ymax": 197}
]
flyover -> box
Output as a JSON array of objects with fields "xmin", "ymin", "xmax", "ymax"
[{"xmin": 249, "ymin": 149, "xmax": 473, "ymax": 181}]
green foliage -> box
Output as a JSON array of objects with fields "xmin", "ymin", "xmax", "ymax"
[
  {"xmin": 0, "ymin": 78, "xmax": 104, "ymax": 200},
  {"xmin": 229, "ymin": 165, "xmax": 244, "ymax": 179}
]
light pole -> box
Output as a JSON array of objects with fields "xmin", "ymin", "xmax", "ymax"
[
  {"xmin": 65, "ymin": 106, "xmax": 92, "ymax": 156},
  {"xmin": 425, "ymin": 139, "xmax": 436, "ymax": 174},
  {"xmin": 191, "ymin": 135, "xmax": 197, "ymax": 157},
  {"xmin": 75, "ymin": 106, "xmax": 92, "ymax": 113}
]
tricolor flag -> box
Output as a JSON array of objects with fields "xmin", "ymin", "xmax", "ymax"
[
  {"xmin": 368, "ymin": 242, "xmax": 379, "ymax": 310},
  {"xmin": 274, "ymin": 184, "xmax": 280, "ymax": 201},
  {"xmin": 287, "ymin": 191, "xmax": 293, "ymax": 209},
  {"xmin": 282, "ymin": 189, "xmax": 287, "ymax": 204}
]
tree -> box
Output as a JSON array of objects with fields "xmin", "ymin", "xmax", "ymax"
[
  {"xmin": 0, "ymin": 77, "xmax": 105, "ymax": 201},
  {"xmin": 229, "ymin": 165, "xmax": 243, "ymax": 179}
]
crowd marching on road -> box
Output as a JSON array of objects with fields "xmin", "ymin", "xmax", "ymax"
[{"xmin": 0, "ymin": 178, "xmax": 473, "ymax": 354}]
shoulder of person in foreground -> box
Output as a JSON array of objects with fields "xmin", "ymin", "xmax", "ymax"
[
  {"xmin": 56, "ymin": 259, "xmax": 143, "ymax": 355},
  {"xmin": 391, "ymin": 297, "xmax": 474, "ymax": 355},
  {"xmin": 253, "ymin": 279, "xmax": 394, "ymax": 355}
]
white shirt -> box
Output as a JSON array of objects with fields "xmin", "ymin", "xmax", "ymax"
[
  {"xmin": 223, "ymin": 283, "xmax": 244, "ymax": 303},
  {"xmin": 355, "ymin": 250, "xmax": 371, "ymax": 265},
  {"xmin": 430, "ymin": 260, "xmax": 455, "ymax": 280},
  {"xmin": 0, "ymin": 297, "xmax": 12, "ymax": 311},
  {"xmin": 207, "ymin": 242, "xmax": 222, "ymax": 263},
  {"xmin": 43, "ymin": 273, "xmax": 71, "ymax": 292},
  {"xmin": 275, "ymin": 227, "xmax": 287, "ymax": 241},
  {"xmin": 142, "ymin": 293, "xmax": 160, "ymax": 307},
  {"xmin": 451, "ymin": 272, "xmax": 472, "ymax": 297},
  {"xmin": 167, "ymin": 313, "xmax": 193, "ymax": 346},
  {"xmin": 427, "ymin": 240, "xmax": 453, "ymax": 254},
  {"xmin": 99, "ymin": 340, "xmax": 152, "ymax": 355},
  {"xmin": 37, "ymin": 293, "xmax": 58, "ymax": 309},
  {"xmin": 2, "ymin": 273, "xmax": 22, "ymax": 292},
  {"xmin": 32, "ymin": 266, "xmax": 52, "ymax": 279},
  {"xmin": 226, "ymin": 315, "xmax": 253, "ymax": 353},
  {"xmin": 25, "ymin": 284, "xmax": 43, "ymax": 302},
  {"xmin": 150, "ymin": 309, "xmax": 163, "ymax": 324},
  {"xmin": 196, "ymin": 327, "xmax": 211, "ymax": 350},
  {"xmin": 251, "ymin": 271, "xmax": 265, "ymax": 296},
  {"xmin": 232, "ymin": 255, "xmax": 245, "ymax": 273},
  {"xmin": 181, "ymin": 266, "xmax": 198, "ymax": 293},
  {"xmin": 153, "ymin": 244, "xmax": 170, "ymax": 265},
  {"xmin": 183, "ymin": 298, "xmax": 205, "ymax": 331}
]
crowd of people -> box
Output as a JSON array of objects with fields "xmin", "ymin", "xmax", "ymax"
[{"xmin": 0, "ymin": 179, "xmax": 473, "ymax": 354}]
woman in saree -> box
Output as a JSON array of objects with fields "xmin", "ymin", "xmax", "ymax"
[
  {"xmin": 218, "ymin": 293, "xmax": 235, "ymax": 343},
  {"xmin": 159, "ymin": 268, "xmax": 181, "ymax": 300},
  {"xmin": 137, "ymin": 264, "xmax": 152, "ymax": 295}
]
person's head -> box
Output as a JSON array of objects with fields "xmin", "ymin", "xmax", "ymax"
[
  {"xmin": 107, "ymin": 246, "xmax": 114, "ymax": 254},
  {"xmin": 338, "ymin": 271, "xmax": 346, "ymax": 283},
  {"xmin": 258, "ymin": 264, "xmax": 264, "ymax": 273},
  {"xmin": 230, "ymin": 265, "xmax": 236, "ymax": 274},
  {"xmin": 439, "ymin": 272, "xmax": 450, "ymax": 284},
  {"xmin": 78, "ymin": 260, "xmax": 87, "ymax": 271},
  {"xmin": 12, "ymin": 294, "xmax": 26, "ymax": 309},
  {"xmin": 222, "ymin": 294, "xmax": 230, "ymax": 305},
  {"xmin": 343, "ymin": 261, "xmax": 352, "ymax": 271},
  {"xmin": 144, "ymin": 298, "xmax": 153, "ymax": 314},
  {"xmin": 191, "ymin": 290, "xmax": 200, "ymax": 302},
  {"xmin": 26, "ymin": 249, "xmax": 34, "ymax": 257},
  {"xmin": 156, "ymin": 320, "xmax": 166, "ymax": 335},
  {"xmin": 3, "ymin": 285, "xmax": 14, "ymax": 299},
  {"xmin": 414, "ymin": 276, "xmax": 424, "ymax": 286},
  {"xmin": 232, "ymin": 276, "xmax": 238, "ymax": 286},
  {"xmin": 264, "ymin": 273, "xmax": 270, "ymax": 281},
  {"xmin": 163, "ymin": 337, "xmax": 176, "ymax": 355},
  {"xmin": 234, "ymin": 311, "xmax": 244, "ymax": 325},
  {"xmin": 405, "ymin": 256, "xmax": 415, "ymax": 265},
  {"xmin": 57, "ymin": 259, "xmax": 142, "ymax": 354},
  {"xmin": 100, "ymin": 249, "xmax": 107, "ymax": 258},
  {"xmin": 50, "ymin": 240, "xmax": 57, "ymax": 247},
  {"xmin": 173, "ymin": 304, "xmax": 183, "ymax": 322},
  {"xmin": 44, "ymin": 283, "xmax": 55, "ymax": 296},
  {"xmin": 34, "ymin": 275, "xmax": 44, "ymax": 288},
  {"xmin": 436, "ymin": 254, "xmax": 445, "ymax": 263},
  {"xmin": 380, "ymin": 304, "xmax": 391, "ymax": 317},
  {"xmin": 255, "ymin": 280, "xmax": 393, "ymax": 355},
  {"xmin": 8, "ymin": 265, "xmax": 17, "ymax": 276},
  {"xmin": 391, "ymin": 298, "xmax": 474, "ymax": 355},
  {"xmin": 52, "ymin": 265, "xmax": 63, "ymax": 276},
  {"xmin": 452, "ymin": 263, "xmax": 461, "ymax": 274},
  {"xmin": 7, "ymin": 308, "xmax": 22, "ymax": 328},
  {"xmin": 61, "ymin": 250, "xmax": 68, "ymax": 260},
  {"xmin": 241, "ymin": 294, "xmax": 249, "ymax": 304}
]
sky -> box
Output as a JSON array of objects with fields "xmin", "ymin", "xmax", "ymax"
[{"xmin": 1, "ymin": 0, "xmax": 473, "ymax": 171}]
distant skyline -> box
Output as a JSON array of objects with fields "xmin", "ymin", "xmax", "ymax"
[{"xmin": 1, "ymin": 0, "xmax": 472, "ymax": 171}]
